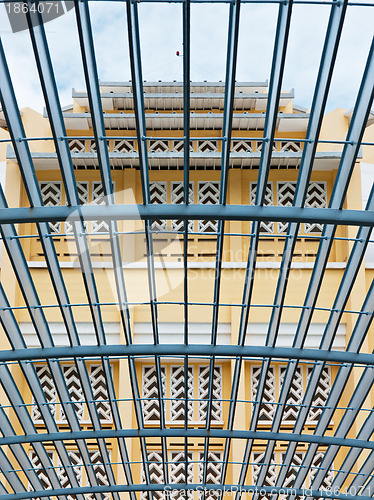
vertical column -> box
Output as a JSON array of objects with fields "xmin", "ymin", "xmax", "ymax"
[
  {"xmin": 229, "ymin": 170, "xmax": 243, "ymax": 262},
  {"xmin": 230, "ymin": 305, "xmax": 247, "ymax": 485},
  {"xmin": 1, "ymin": 160, "xmax": 26, "ymax": 451}
]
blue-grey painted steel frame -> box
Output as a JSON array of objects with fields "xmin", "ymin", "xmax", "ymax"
[{"xmin": 0, "ymin": 1, "xmax": 373, "ymax": 499}]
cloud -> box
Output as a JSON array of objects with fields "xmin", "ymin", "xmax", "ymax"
[{"xmin": 0, "ymin": 1, "xmax": 372, "ymax": 113}]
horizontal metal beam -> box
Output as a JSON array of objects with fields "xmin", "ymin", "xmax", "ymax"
[
  {"xmin": 0, "ymin": 344, "xmax": 373, "ymax": 365},
  {"xmin": 0, "ymin": 483, "xmax": 372, "ymax": 500},
  {"xmin": 1, "ymin": 427, "xmax": 373, "ymax": 451},
  {"xmin": 0, "ymin": 204, "xmax": 372, "ymax": 227}
]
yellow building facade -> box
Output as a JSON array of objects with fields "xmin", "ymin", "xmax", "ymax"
[{"xmin": 0, "ymin": 81, "xmax": 373, "ymax": 498}]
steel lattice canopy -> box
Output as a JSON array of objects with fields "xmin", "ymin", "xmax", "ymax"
[{"xmin": 0, "ymin": 0, "xmax": 373, "ymax": 499}]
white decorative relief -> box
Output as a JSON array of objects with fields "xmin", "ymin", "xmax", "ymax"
[
  {"xmin": 198, "ymin": 365, "xmax": 222, "ymax": 422},
  {"xmin": 250, "ymin": 182, "xmax": 274, "ymax": 233},
  {"xmin": 171, "ymin": 182, "xmax": 194, "ymax": 232},
  {"xmin": 142, "ymin": 366, "xmax": 167, "ymax": 422},
  {"xmin": 279, "ymin": 365, "xmax": 303, "ymax": 422},
  {"xmin": 150, "ymin": 181, "xmax": 168, "ymax": 231},
  {"xmin": 39, "ymin": 181, "xmax": 62, "ymax": 233},
  {"xmin": 306, "ymin": 366, "xmax": 331, "ymax": 424},
  {"xmin": 170, "ymin": 365, "xmax": 194, "ymax": 422},
  {"xmin": 251, "ymin": 366, "xmax": 275, "ymax": 423},
  {"xmin": 197, "ymin": 181, "xmax": 220, "ymax": 233},
  {"xmin": 305, "ymin": 182, "xmax": 327, "ymax": 233}
]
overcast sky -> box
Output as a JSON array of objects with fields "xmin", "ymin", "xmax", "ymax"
[{"xmin": 0, "ymin": 1, "xmax": 373, "ymax": 113}]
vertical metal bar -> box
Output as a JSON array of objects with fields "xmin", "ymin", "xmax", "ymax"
[
  {"xmin": 182, "ymin": 0, "xmax": 191, "ymax": 485},
  {"xmin": 263, "ymin": 187, "xmax": 374, "ymax": 493},
  {"xmin": 217, "ymin": 0, "xmax": 293, "ymax": 490},
  {"xmin": 266, "ymin": 0, "xmax": 348, "ymax": 351},
  {"xmin": 281, "ymin": 276, "xmax": 374, "ymax": 497},
  {"xmin": 202, "ymin": 0, "xmax": 241, "ymax": 491},
  {"xmin": 327, "ymin": 410, "xmax": 374, "ymax": 494},
  {"xmin": 0, "ymin": 364, "xmax": 73, "ymax": 500},
  {"xmin": 73, "ymin": 2, "xmax": 150, "ymax": 496},
  {"xmin": 23, "ymin": 6, "xmax": 127, "ymax": 498},
  {"xmin": 126, "ymin": 0, "xmax": 168, "ymax": 491},
  {"xmin": 0, "ymin": 44, "xmax": 99, "ymax": 495},
  {"xmin": 0, "ymin": 445, "xmax": 34, "ymax": 496},
  {"xmin": 0, "ymin": 407, "xmax": 53, "ymax": 499},
  {"xmin": 269, "ymin": 36, "xmax": 374, "ymax": 496},
  {"xmin": 305, "ymin": 385, "xmax": 374, "ymax": 499},
  {"xmin": 347, "ymin": 450, "xmax": 374, "ymax": 494}
]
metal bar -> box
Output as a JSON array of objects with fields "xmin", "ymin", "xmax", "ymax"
[
  {"xmin": 221, "ymin": 0, "xmax": 293, "ymax": 490},
  {"xmin": 126, "ymin": 0, "xmax": 168, "ymax": 492},
  {"xmin": 276, "ymin": 276, "xmax": 374, "ymax": 497},
  {"xmin": 202, "ymin": 0, "xmax": 241, "ymax": 490},
  {"xmin": 1, "ymin": 483, "xmax": 374, "ymax": 500},
  {"xmin": 1, "ymin": 427, "xmax": 374, "ymax": 450},
  {"xmin": 0, "ymin": 204, "xmax": 372, "ymax": 226},
  {"xmin": 24, "ymin": 6, "xmax": 125, "ymax": 498},
  {"xmin": 270, "ymin": 35, "xmax": 374, "ymax": 496},
  {"xmin": 182, "ymin": 0, "xmax": 191, "ymax": 485},
  {"xmin": 263, "ymin": 188, "xmax": 374, "ymax": 494},
  {"xmin": 0, "ymin": 37, "xmax": 97, "ymax": 499},
  {"xmin": 1, "ymin": 344, "xmax": 374, "ymax": 364},
  {"xmin": 0, "ymin": 407, "xmax": 53, "ymax": 499},
  {"xmin": 252, "ymin": 1, "xmax": 349, "ymax": 488},
  {"xmin": 72, "ymin": 3, "xmax": 141, "ymax": 496},
  {"xmin": 0, "ymin": 363, "xmax": 71, "ymax": 500},
  {"xmin": 276, "ymin": 193, "xmax": 374, "ymax": 495}
]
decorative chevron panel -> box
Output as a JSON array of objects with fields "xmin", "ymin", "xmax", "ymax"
[
  {"xmin": 198, "ymin": 365, "xmax": 222, "ymax": 422},
  {"xmin": 305, "ymin": 182, "xmax": 327, "ymax": 233},
  {"xmin": 32, "ymin": 365, "xmax": 57, "ymax": 423},
  {"xmin": 171, "ymin": 182, "xmax": 194, "ymax": 232},
  {"xmin": 280, "ymin": 451, "xmax": 305, "ymax": 488},
  {"xmin": 279, "ymin": 366, "xmax": 303, "ymax": 423},
  {"xmin": 92, "ymin": 181, "xmax": 115, "ymax": 233},
  {"xmin": 172, "ymin": 140, "xmax": 194, "ymax": 152},
  {"xmin": 142, "ymin": 366, "xmax": 167, "ymax": 422},
  {"xmin": 29, "ymin": 450, "xmax": 54, "ymax": 494},
  {"xmin": 57, "ymin": 450, "xmax": 83, "ymax": 500},
  {"xmin": 170, "ymin": 365, "xmax": 194, "ymax": 422},
  {"xmin": 88, "ymin": 138, "xmax": 109, "ymax": 152},
  {"xmin": 150, "ymin": 181, "xmax": 168, "ymax": 231},
  {"xmin": 141, "ymin": 451, "xmax": 165, "ymax": 500},
  {"xmin": 277, "ymin": 181, "xmax": 297, "ymax": 233},
  {"xmin": 60, "ymin": 365, "xmax": 85, "ymax": 423},
  {"xmin": 255, "ymin": 141, "xmax": 277, "ymax": 152},
  {"xmin": 306, "ymin": 366, "xmax": 331, "ymax": 424},
  {"xmin": 231, "ymin": 139, "xmax": 253, "ymax": 152},
  {"xmin": 252, "ymin": 452, "xmax": 277, "ymax": 488},
  {"xmin": 86, "ymin": 450, "xmax": 111, "ymax": 500},
  {"xmin": 89, "ymin": 365, "xmax": 113, "ymax": 424},
  {"xmin": 197, "ymin": 181, "xmax": 220, "ymax": 233},
  {"xmin": 170, "ymin": 451, "xmax": 194, "ymax": 499},
  {"xmin": 113, "ymin": 138, "xmax": 136, "ymax": 153},
  {"xmin": 198, "ymin": 451, "xmax": 223, "ymax": 500},
  {"xmin": 309, "ymin": 452, "xmax": 334, "ymax": 490},
  {"xmin": 280, "ymin": 141, "xmax": 302, "ymax": 152},
  {"xmin": 149, "ymin": 139, "xmax": 170, "ymax": 152},
  {"xmin": 68, "ymin": 139, "xmax": 86, "ymax": 153},
  {"xmin": 196, "ymin": 140, "xmax": 219, "ymax": 152},
  {"xmin": 88, "ymin": 139, "xmax": 97, "ymax": 152},
  {"xmin": 250, "ymin": 182, "xmax": 274, "ymax": 233},
  {"xmin": 251, "ymin": 366, "xmax": 276, "ymax": 423},
  {"xmin": 39, "ymin": 181, "xmax": 62, "ymax": 233},
  {"xmin": 64, "ymin": 181, "xmax": 89, "ymax": 234}
]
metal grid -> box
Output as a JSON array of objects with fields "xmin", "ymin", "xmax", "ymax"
[{"xmin": 0, "ymin": 1, "xmax": 373, "ymax": 499}]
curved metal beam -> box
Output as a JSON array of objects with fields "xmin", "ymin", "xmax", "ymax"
[{"xmin": 0, "ymin": 204, "xmax": 372, "ymax": 226}]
